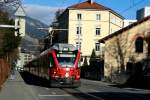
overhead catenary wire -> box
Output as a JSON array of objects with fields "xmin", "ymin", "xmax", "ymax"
[{"xmin": 120, "ymin": 0, "xmax": 146, "ymax": 14}]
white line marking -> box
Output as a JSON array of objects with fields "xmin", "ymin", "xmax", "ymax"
[
  {"xmin": 125, "ymin": 88, "xmax": 150, "ymax": 92},
  {"xmin": 45, "ymin": 88, "xmax": 49, "ymax": 90},
  {"xmin": 51, "ymin": 92, "xmax": 56, "ymax": 95},
  {"xmin": 82, "ymin": 92, "xmax": 105, "ymax": 100},
  {"xmin": 88, "ymin": 89, "xmax": 100, "ymax": 92},
  {"xmin": 38, "ymin": 94, "xmax": 71, "ymax": 97},
  {"xmin": 76, "ymin": 88, "xmax": 104, "ymax": 100}
]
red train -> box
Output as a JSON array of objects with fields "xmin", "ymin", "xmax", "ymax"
[{"xmin": 24, "ymin": 43, "xmax": 81, "ymax": 87}]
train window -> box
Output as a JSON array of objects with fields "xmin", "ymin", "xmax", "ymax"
[
  {"xmin": 49, "ymin": 62, "xmax": 52, "ymax": 67},
  {"xmin": 78, "ymin": 61, "xmax": 81, "ymax": 68},
  {"xmin": 49, "ymin": 55, "xmax": 54, "ymax": 67},
  {"xmin": 57, "ymin": 53, "xmax": 76, "ymax": 67}
]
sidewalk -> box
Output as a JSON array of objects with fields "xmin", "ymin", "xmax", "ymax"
[{"xmin": 0, "ymin": 71, "xmax": 38, "ymax": 100}]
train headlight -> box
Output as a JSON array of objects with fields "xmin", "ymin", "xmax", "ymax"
[
  {"xmin": 55, "ymin": 75, "xmax": 59, "ymax": 78},
  {"xmin": 66, "ymin": 68, "xmax": 70, "ymax": 71},
  {"xmin": 65, "ymin": 72, "xmax": 69, "ymax": 77},
  {"xmin": 54, "ymin": 71, "xmax": 56, "ymax": 74}
]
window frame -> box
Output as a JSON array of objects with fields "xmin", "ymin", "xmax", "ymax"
[
  {"xmin": 76, "ymin": 42, "xmax": 81, "ymax": 49},
  {"xmin": 96, "ymin": 28, "xmax": 101, "ymax": 35},
  {"xmin": 96, "ymin": 14, "xmax": 101, "ymax": 20},
  {"xmin": 95, "ymin": 42, "xmax": 100, "ymax": 51},
  {"xmin": 77, "ymin": 13, "xmax": 82, "ymax": 20},
  {"xmin": 76, "ymin": 26, "xmax": 82, "ymax": 35}
]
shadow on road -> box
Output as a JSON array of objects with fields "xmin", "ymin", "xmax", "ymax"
[
  {"xmin": 61, "ymin": 88, "xmax": 150, "ymax": 100},
  {"xmin": 71, "ymin": 92, "xmax": 150, "ymax": 100},
  {"xmin": 109, "ymin": 75, "xmax": 150, "ymax": 90},
  {"xmin": 20, "ymin": 71, "xmax": 50, "ymax": 88}
]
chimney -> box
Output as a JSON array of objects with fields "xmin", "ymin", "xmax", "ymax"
[{"xmin": 88, "ymin": 0, "xmax": 94, "ymax": 4}]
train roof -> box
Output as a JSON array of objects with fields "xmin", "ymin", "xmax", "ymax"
[
  {"xmin": 40, "ymin": 43, "xmax": 78, "ymax": 56},
  {"xmin": 52, "ymin": 43, "xmax": 78, "ymax": 51}
]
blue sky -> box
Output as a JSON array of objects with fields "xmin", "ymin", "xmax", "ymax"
[{"xmin": 22, "ymin": 0, "xmax": 150, "ymax": 25}]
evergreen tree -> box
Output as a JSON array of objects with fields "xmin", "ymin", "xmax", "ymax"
[
  {"xmin": 89, "ymin": 49, "xmax": 97, "ymax": 65},
  {"xmin": 0, "ymin": 10, "xmax": 21, "ymax": 63}
]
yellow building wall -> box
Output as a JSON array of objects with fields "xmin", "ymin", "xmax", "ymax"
[{"xmin": 68, "ymin": 9, "xmax": 123, "ymax": 57}]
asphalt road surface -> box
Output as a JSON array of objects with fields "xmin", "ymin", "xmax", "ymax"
[{"xmin": 1, "ymin": 71, "xmax": 150, "ymax": 100}]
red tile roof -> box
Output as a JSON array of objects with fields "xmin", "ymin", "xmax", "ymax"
[
  {"xmin": 68, "ymin": 1, "xmax": 109, "ymax": 10},
  {"xmin": 67, "ymin": 1, "xmax": 124, "ymax": 19}
]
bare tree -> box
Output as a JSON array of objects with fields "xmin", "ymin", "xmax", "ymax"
[{"xmin": 105, "ymin": 32, "xmax": 134, "ymax": 74}]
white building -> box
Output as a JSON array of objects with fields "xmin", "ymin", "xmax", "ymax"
[
  {"xmin": 16, "ymin": 50, "xmax": 35, "ymax": 71},
  {"xmin": 136, "ymin": 7, "xmax": 150, "ymax": 20},
  {"xmin": 123, "ymin": 20, "xmax": 137, "ymax": 27},
  {"xmin": 15, "ymin": 6, "xmax": 26, "ymax": 70},
  {"xmin": 14, "ymin": 6, "xmax": 26, "ymax": 37}
]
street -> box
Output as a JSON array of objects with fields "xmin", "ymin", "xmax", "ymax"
[
  {"xmin": 28, "ymin": 79, "xmax": 150, "ymax": 100},
  {"xmin": 1, "ymin": 71, "xmax": 150, "ymax": 100}
]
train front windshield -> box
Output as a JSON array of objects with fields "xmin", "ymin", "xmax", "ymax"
[{"xmin": 56, "ymin": 53, "xmax": 76, "ymax": 67}]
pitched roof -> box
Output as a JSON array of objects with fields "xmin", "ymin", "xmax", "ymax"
[
  {"xmin": 99, "ymin": 15, "xmax": 150, "ymax": 43},
  {"xmin": 67, "ymin": 0, "xmax": 124, "ymax": 19},
  {"xmin": 68, "ymin": 1, "xmax": 109, "ymax": 10},
  {"xmin": 15, "ymin": 6, "xmax": 26, "ymax": 17}
]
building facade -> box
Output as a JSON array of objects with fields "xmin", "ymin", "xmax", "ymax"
[
  {"xmin": 16, "ymin": 52, "xmax": 35, "ymax": 71},
  {"xmin": 56, "ymin": 0, "xmax": 124, "ymax": 64},
  {"xmin": 136, "ymin": 7, "xmax": 150, "ymax": 20},
  {"xmin": 15, "ymin": 6, "xmax": 27, "ymax": 70},
  {"xmin": 123, "ymin": 20, "xmax": 137, "ymax": 27},
  {"xmin": 14, "ymin": 6, "xmax": 26, "ymax": 37},
  {"xmin": 99, "ymin": 16, "xmax": 150, "ymax": 83}
]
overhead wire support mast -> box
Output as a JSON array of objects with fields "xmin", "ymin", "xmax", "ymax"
[
  {"xmin": 0, "ymin": 24, "xmax": 20, "ymax": 36},
  {"xmin": 38, "ymin": 27, "xmax": 68, "ymax": 46},
  {"xmin": 120, "ymin": 0, "xmax": 146, "ymax": 13},
  {"xmin": 0, "ymin": 25, "xmax": 19, "ymax": 28}
]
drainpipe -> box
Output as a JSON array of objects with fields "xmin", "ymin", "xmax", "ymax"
[{"xmin": 109, "ymin": 11, "xmax": 111, "ymax": 34}]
